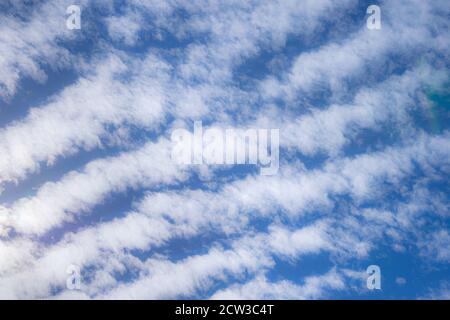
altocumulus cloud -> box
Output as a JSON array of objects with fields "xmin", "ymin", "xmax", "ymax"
[{"xmin": 0, "ymin": 0, "xmax": 449, "ymax": 299}]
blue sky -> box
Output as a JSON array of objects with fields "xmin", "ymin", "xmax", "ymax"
[{"xmin": 0, "ymin": 0, "xmax": 449, "ymax": 299}]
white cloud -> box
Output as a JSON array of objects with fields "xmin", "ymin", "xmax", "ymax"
[
  {"xmin": 3, "ymin": 138, "xmax": 187, "ymax": 236},
  {"xmin": 0, "ymin": 53, "xmax": 168, "ymax": 185},
  {"xmin": 260, "ymin": 0, "xmax": 450, "ymax": 101},
  {"xmin": 0, "ymin": 0, "xmax": 92, "ymax": 99},
  {"xmin": 0, "ymin": 0, "xmax": 448, "ymax": 300},
  {"xmin": 211, "ymin": 269, "xmax": 345, "ymax": 300}
]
